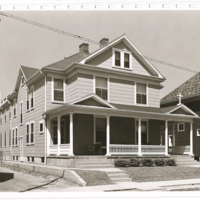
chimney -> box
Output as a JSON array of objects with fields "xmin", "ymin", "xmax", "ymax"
[
  {"xmin": 79, "ymin": 43, "xmax": 89, "ymax": 53},
  {"xmin": 100, "ymin": 38, "xmax": 109, "ymax": 47}
]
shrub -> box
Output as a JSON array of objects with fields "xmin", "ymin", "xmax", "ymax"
[
  {"xmin": 165, "ymin": 159, "xmax": 176, "ymax": 166},
  {"xmin": 129, "ymin": 158, "xmax": 141, "ymax": 167},
  {"xmin": 154, "ymin": 159, "xmax": 165, "ymax": 166},
  {"xmin": 114, "ymin": 159, "xmax": 130, "ymax": 167},
  {"xmin": 142, "ymin": 158, "xmax": 154, "ymax": 167}
]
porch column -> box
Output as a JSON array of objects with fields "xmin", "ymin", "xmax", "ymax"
[
  {"xmin": 189, "ymin": 122, "xmax": 194, "ymax": 156},
  {"xmin": 138, "ymin": 118, "xmax": 142, "ymax": 156},
  {"xmin": 165, "ymin": 120, "xmax": 168, "ymax": 156},
  {"xmin": 46, "ymin": 118, "xmax": 51, "ymax": 156},
  {"xmin": 69, "ymin": 113, "xmax": 74, "ymax": 156},
  {"xmin": 105, "ymin": 115, "xmax": 110, "ymax": 156},
  {"xmin": 172, "ymin": 124, "xmax": 175, "ymax": 154},
  {"xmin": 57, "ymin": 116, "xmax": 61, "ymax": 156}
]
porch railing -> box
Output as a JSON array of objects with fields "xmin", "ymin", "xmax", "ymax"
[
  {"xmin": 174, "ymin": 145, "xmax": 190, "ymax": 155},
  {"xmin": 110, "ymin": 144, "xmax": 165, "ymax": 155},
  {"xmin": 49, "ymin": 144, "xmax": 70, "ymax": 156}
]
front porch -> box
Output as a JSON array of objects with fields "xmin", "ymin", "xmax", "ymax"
[{"xmin": 46, "ymin": 113, "xmax": 194, "ymax": 157}]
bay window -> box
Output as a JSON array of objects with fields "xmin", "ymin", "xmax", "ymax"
[
  {"xmin": 136, "ymin": 83, "xmax": 147, "ymax": 105},
  {"xmin": 95, "ymin": 77, "xmax": 108, "ymax": 100},
  {"xmin": 54, "ymin": 78, "xmax": 64, "ymax": 102}
]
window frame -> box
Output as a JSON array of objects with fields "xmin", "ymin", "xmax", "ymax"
[
  {"xmin": 30, "ymin": 121, "xmax": 35, "ymax": 144},
  {"xmin": 13, "ymin": 98, "xmax": 17, "ymax": 118},
  {"xmin": 12, "ymin": 128, "xmax": 15, "ymax": 147},
  {"xmin": 30, "ymin": 86, "xmax": 34, "ymax": 110},
  {"xmin": 39, "ymin": 120, "xmax": 44, "ymax": 134},
  {"xmin": 20, "ymin": 101, "xmax": 23, "ymax": 125},
  {"xmin": 26, "ymin": 123, "xmax": 30, "ymax": 145},
  {"xmin": 95, "ymin": 76, "xmax": 108, "ymax": 101},
  {"xmin": 177, "ymin": 123, "xmax": 185, "ymax": 132},
  {"xmin": 112, "ymin": 48, "xmax": 132, "ymax": 70},
  {"xmin": 135, "ymin": 82, "xmax": 148, "ymax": 106},
  {"xmin": 15, "ymin": 127, "xmax": 18, "ymax": 147},
  {"xmin": 52, "ymin": 77, "xmax": 65, "ymax": 103}
]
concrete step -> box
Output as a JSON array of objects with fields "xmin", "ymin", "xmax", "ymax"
[
  {"xmin": 176, "ymin": 160, "xmax": 197, "ymax": 162},
  {"xmin": 108, "ymin": 174, "xmax": 130, "ymax": 179},
  {"xmin": 78, "ymin": 161, "xmax": 112, "ymax": 165},
  {"xmin": 177, "ymin": 162, "xmax": 200, "ymax": 165},
  {"xmin": 78, "ymin": 164, "xmax": 114, "ymax": 169},
  {"xmin": 111, "ymin": 177, "xmax": 132, "ymax": 182}
]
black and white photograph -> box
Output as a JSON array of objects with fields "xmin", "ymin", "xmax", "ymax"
[{"xmin": 0, "ymin": 0, "xmax": 200, "ymax": 198}]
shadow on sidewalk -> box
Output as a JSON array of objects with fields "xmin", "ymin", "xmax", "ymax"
[{"xmin": 0, "ymin": 172, "xmax": 14, "ymax": 182}]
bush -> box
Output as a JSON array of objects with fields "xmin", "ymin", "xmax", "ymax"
[
  {"xmin": 130, "ymin": 158, "xmax": 141, "ymax": 167},
  {"xmin": 115, "ymin": 159, "xmax": 130, "ymax": 167},
  {"xmin": 154, "ymin": 159, "xmax": 165, "ymax": 166},
  {"xmin": 165, "ymin": 159, "xmax": 176, "ymax": 166},
  {"xmin": 142, "ymin": 158, "xmax": 154, "ymax": 167}
]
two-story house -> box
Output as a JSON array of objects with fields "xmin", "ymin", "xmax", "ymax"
[{"xmin": 0, "ymin": 34, "xmax": 198, "ymax": 167}]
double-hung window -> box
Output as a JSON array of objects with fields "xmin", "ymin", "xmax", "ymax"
[
  {"xmin": 54, "ymin": 78, "xmax": 64, "ymax": 102},
  {"xmin": 12, "ymin": 129, "xmax": 15, "ymax": 146},
  {"xmin": 20, "ymin": 102, "xmax": 23, "ymax": 124},
  {"xmin": 30, "ymin": 122, "xmax": 34, "ymax": 144},
  {"xmin": 113, "ymin": 49, "xmax": 131, "ymax": 69},
  {"xmin": 30, "ymin": 86, "xmax": 34, "ymax": 109},
  {"xmin": 95, "ymin": 77, "xmax": 108, "ymax": 100},
  {"xmin": 26, "ymin": 123, "xmax": 29, "ymax": 144},
  {"xmin": 26, "ymin": 90, "xmax": 29, "ymax": 111},
  {"xmin": 9, "ymin": 130, "xmax": 11, "ymax": 147},
  {"xmin": 0, "ymin": 133, "xmax": 2, "ymax": 148},
  {"xmin": 39, "ymin": 121, "xmax": 44, "ymax": 134},
  {"xmin": 15, "ymin": 128, "xmax": 18, "ymax": 146},
  {"xmin": 4, "ymin": 132, "xmax": 6, "ymax": 147},
  {"xmin": 136, "ymin": 83, "xmax": 147, "ymax": 105},
  {"xmin": 13, "ymin": 99, "xmax": 17, "ymax": 117}
]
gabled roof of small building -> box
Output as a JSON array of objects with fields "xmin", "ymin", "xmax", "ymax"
[
  {"xmin": 21, "ymin": 65, "xmax": 39, "ymax": 80},
  {"xmin": 161, "ymin": 71, "xmax": 200, "ymax": 104}
]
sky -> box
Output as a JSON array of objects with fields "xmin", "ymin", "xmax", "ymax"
[{"xmin": 0, "ymin": 10, "xmax": 199, "ymax": 100}]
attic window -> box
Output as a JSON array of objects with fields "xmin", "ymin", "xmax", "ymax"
[
  {"xmin": 21, "ymin": 76, "xmax": 25, "ymax": 86},
  {"xmin": 113, "ymin": 48, "xmax": 131, "ymax": 69}
]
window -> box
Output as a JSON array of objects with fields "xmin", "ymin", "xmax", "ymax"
[
  {"xmin": 95, "ymin": 77, "xmax": 108, "ymax": 100},
  {"xmin": 21, "ymin": 76, "xmax": 25, "ymax": 86},
  {"xmin": 41, "ymin": 157, "xmax": 44, "ymax": 163},
  {"xmin": 30, "ymin": 122, "xmax": 34, "ymax": 144},
  {"xmin": 197, "ymin": 129, "xmax": 200, "ymax": 136},
  {"xmin": 4, "ymin": 132, "xmax": 6, "ymax": 147},
  {"xmin": 20, "ymin": 102, "xmax": 23, "ymax": 124},
  {"xmin": 12, "ymin": 129, "xmax": 14, "ymax": 146},
  {"xmin": 26, "ymin": 123, "xmax": 29, "ymax": 144},
  {"xmin": 39, "ymin": 121, "xmax": 44, "ymax": 134},
  {"xmin": 9, "ymin": 111, "xmax": 11, "ymax": 121},
  {"xmin": 136, "ymin": 83, "xmax": 147, "ymax": 105},
  {"xmin": 54, "ymin": 78, "xmax": 64, "ymax": 102},
  {"xmin": 177, "ymin": 123, "xmax": 185, "ymax": 132},
  {"xmin": 30, "ymin": 86, "xmax": 34, "ymax": 109},
  {"xmin": 32, "ymin": 157, "xmax": 34, "ymax": 162},
  {"xmin": 13, "ymin": 99, "xmax": 17, "ymax": 117},
  {"xmin": 0, "ymin": 133, "xmax": 2, "ymax": 148},
  {"xmin": 113, "ymin": 49, "xmax": 131, "ymax": 69},
  {"xmin": 9, "ymin": 130, "xmax": 11, "ymax": 147},
  {"xmin": 27, "ymin": 157, "xmax": 30, "ymax": 161},
  {"xmin": 26, "ymin": 90, "xmax": 29, "ymax": 111},
  {"xmin": 4, "ymin": 112, "xmax": 6, "ymax": 123},
  {"xmin": 15, "ymin": 128, "xmax": 18, "ymax": 146}
]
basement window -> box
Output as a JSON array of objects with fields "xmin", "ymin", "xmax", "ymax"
[{"xmin": 177, "ymin": 123, "xmax": 185, "ymax": 132}]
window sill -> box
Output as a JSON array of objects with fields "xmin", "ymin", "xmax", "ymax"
[
  {"xmin": 112, "ymin": 66, "xmax": 132, "ymax": 71},
  {"xmin": 14, "ymin": 116, "xmax": 16, "ymax": 118},
  {"xmin": 39, "ymin": 132, "xmax": 44, "ymax": 135},
  {"xmin": 135, "ymin": 104, "xmax": 148, "ymax": 107},
  {"xmin": 20, "ymin": 124, "xmax": 23, "ymax": 126},
  {"xmin": 52, "ymin": 101, "xmax": 64, "ymax": 104},
  {"xmin": 27, "ymin": 110, "xmax": 29, "ymax": 113},
  {"xmin": 30, "ymin": 107, "xmax": 34, "ymax": 111}
]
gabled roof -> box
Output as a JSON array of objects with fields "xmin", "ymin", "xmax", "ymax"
[
  {"xmin": 21, "ymin": 66, "xmax": 39, "ymax": 80},
  {"xmin": 43, "ymin": 52, "xmax": 88, "ymax": 71},
  {"xmin": 161, "ymin": 71, "xmax": 200, "ymax": 104},
  {"xmin": 71, "ymin": 94, "xmax": 116, "ymax": 109},
  {"xmin": 79, "ymin": 34, "xmax": 165, "ymax": 79}
]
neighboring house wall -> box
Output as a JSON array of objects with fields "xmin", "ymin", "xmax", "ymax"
[{"xmin": 11, "ymin": 77, "xmax": 45, "ymax": 163}]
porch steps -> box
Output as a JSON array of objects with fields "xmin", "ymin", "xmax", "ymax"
[
  {"xmin": 170, "ymin": 155, "xmax": 200, "ymax": 166},
  {"xmin": 75, "ymin": 157, "xmax": 132, "ymax": 182}
]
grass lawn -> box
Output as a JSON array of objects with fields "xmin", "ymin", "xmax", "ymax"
[
  {"xmin": 73, "ymin": 170, "xmax": 114, "ymax": 186},
  {"xmin": 121, "ymin": 166, "xmax": 200, "ymax": 182}
]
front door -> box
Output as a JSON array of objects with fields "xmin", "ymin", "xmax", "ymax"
[{"xmin": 19, "ymin": 136, "xmax": 23, "ymax": 162}]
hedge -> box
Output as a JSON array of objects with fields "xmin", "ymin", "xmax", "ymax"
[{"xmin": 114, "ymin": 158, "xmax": 176, "ymax": 167}]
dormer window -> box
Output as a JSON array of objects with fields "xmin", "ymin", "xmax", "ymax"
[{"xmin": 113, "ymin": 48, "xmax": 131, "ymax": 69}]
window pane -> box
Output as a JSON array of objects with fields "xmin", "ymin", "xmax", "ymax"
[
  {"xmin": 54, "ymin": 91, "xmax": 63, "ymax": 101},
  {"xmin": 102, "ymin": 89, "xmax": 108, "ymax": 100},
  {"xmin": 115, "ymin": 51, "xmax": 120, "ymax": 66},
  {"xmin": 31, "ymin": 123, "xmax": 34, "ymax": 132},
  {"xmin": 27, "ymin": 125, "xmax": 29, "ymax": 134},
  {"xmin": 142, "ymin": 94, "xmax": 147, "ymax": 104},
  {"xmin": 137, "ymin": 94, "xmax": 142, "ymax": 104},
  {"xmin": 31, "ymin": 133, "xmax": 34, "ymax": 143},
  {"xmin": 54, "ymin": 79, "xmax": 63, "ymax": 90},
  {"xmin": 96, "ymin": 88, "xmax": 101, "ymax": 98},
  {"xmin": 124, "ymin": 53, "xmax": 130, "ymax": 68},
  {"xmin": 137, "ymin": 83, "xmax": 146, "ymax": 94},
  {"xmin": 40, "ymin": 123, "xmax": 43, "ymax": 132},
  {"xmin": 96, "ymin": 77, "xmax": 107, "ymax": 89}
]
